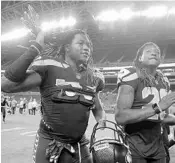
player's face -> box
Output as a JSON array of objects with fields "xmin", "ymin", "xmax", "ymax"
[
  {"xmin": 68, "ymin": 33, "xmax": 92, "ymax": 64},
  {"xmin": 140, "ymin": 45, "xmax": 161, "ymax": 67}
]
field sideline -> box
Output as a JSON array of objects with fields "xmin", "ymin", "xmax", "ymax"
[{"xmin": 1, "ymin": 112, "xmax": 175, "ymax": 163}]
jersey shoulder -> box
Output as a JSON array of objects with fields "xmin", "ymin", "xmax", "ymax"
[
  {"xmin": 118, "ymin": 67, "xmax": 138, "ymax": 82},
  {"xmin": 31, "ymin": 56, "xmax": 69, "ymax": 69},
  {"xmin": 117, "ymin": 67, "xmax": 139, "ymax": 90}
]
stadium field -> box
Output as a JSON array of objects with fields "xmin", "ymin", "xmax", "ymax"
[{"xmin": 1, "ymin": 112, "xmax": 175, "ymax": 163}]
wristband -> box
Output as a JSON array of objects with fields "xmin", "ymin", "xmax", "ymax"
[
  {"xmin": 29, "ymin": 40, "xmax": 43, "ymax": 54},
  {"xmin": 152, "ymin": 103, "xmax": 161, "ymax": 114}
]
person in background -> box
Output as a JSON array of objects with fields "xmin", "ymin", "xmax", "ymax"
[
  {"xmin": 6, "ymin": 96, "xmax": 12, "ymax": 114},
  {"xmin": 11, "ymin": 96, "xmax": 17, "ymax": 114},
  {"xmin": 32, "ymin": 98, "xmax": 37, "ymax": 115},
  {"xmin": 115, "ymin": 42, "xmax": 175, "ymax": 163},
  {"xmin": 19, "ymin": 98, "xmax": 24, "ymax": 114},
  {"xmin": 28, "ymin": 98, "xmax": 33, "ymax": 115},
  {"xmin": 23, "ymin": 97, "xmax": 27, "ymax": 113},
  {"xmin": 1, "ymin": 95, "xmax": 9, "ymax": 123}
]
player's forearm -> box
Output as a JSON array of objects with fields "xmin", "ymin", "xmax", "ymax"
[
  {"xmin": 92, "ymin": 93, "xmax": 106, "ymax": 122},
  {"xmin": 115, "ymin": 105, "xmax": 156, "ymax": 125},
  {"xmin": 4, "ymin": 42, "xmax": 42, "ymax": 82},
  {"xmin": 2, "ymin": 71, "xmax": 41, "ymax": 93},
  {"xmin": 93, "ymin": 109, "xmax": 106, "ymax": 122}
]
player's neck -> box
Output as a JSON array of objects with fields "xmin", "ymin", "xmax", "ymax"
[
  {"xmin": 144, "ymin": 66, "xmax": 157, "ymax": 77},
  {"xmin": 65, "ymin": 55, "xmax": 78, "ymax": 72}
]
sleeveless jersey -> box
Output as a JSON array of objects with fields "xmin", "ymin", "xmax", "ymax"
[
  {"xmin": 117, "ymin": 67, "xmax": 170, "ymax": 159},
  {"xmin": 30, "ymin": 56, "xmax": 105, "ymax": 143}
]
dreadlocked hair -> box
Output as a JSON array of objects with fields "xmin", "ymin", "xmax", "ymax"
[
  {"xmin": 133, "ymin": 42, "xmax": 169, "ymax": 90},
  {"xmin": 42, "ymin": 29, "xmax": 95, "ymax": 86}
]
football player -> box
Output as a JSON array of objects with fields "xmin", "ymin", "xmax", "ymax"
[
  {"xmin": 1, "ymin": 28, "xmax": 106, "ymax": 163},
  {"xmin": 115, "ymin": 42, "xmax": 175, "ymax": 163}
]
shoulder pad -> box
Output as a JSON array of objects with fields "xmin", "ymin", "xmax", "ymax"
[
  {"xmin": 31, "ymin": 56, "xmax": 69, "ymax": 68},
  {"xmin": 34, "ymin": 55, "xmax": 53, "ymax": 61},
  {"xmin": 118, "ymin": 67, "xmax": 138, "ymax": 82}
]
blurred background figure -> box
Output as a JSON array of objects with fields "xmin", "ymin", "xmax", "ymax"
[
  {"xmin": 19, "ymin": 98, "xmax": 24, "ymax": 114},
  {"xmin": 6, "ymin": 96, "xmax": 12, "ymax": 114},
  {"xmin": 28, "ymin": 97, "xmax": 33, "ymax": 115},
  {"xmin": 1, "ymin": 95, "xmax": 9, "ymax": 123},
  {"xmin": 11, "ymin": 96, "xmax": 17, "ymax": 114},
  {"xmin": 32, "ymin": 99, "xmax": 37, "ymax": 115},
  {"xmin": 23, "ymin": 97, "xmax": 27, "ymax": 113}
]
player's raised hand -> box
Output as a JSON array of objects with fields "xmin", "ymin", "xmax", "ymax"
[{"xmin": 21, "ymin": 5, "xmax": 40, "ymax": 36}]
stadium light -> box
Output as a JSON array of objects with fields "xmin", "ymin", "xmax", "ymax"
[
  {"xmin": 58, "ymin": 16, "xmax": 76, "ymax": 28},
  {"xmin": 141, "ymin": 5, "xmax": 168, "ymax": 18},
  {"xmin": 1, "ymin": 16, "xmax": 77, "ymax": 41},
  {"xmin": 41, "ymin": 16, "xmax": 76, "ymax": 32},
  {"xmin": 67, "ymin": 16, "xmax": 77, "ymax": 26},
  {"xmin": 119, "ymin": 8, "xmax": 136, "ymax": 20},
  {"xmin": 168, "ymin": 7, "xmax": 175, "ymax": 15},
  {"xmin": 1, "ymin": 28, "xmax": 31, "ymax": 42},
  {"xmin": 41, "ymin": 21, "xmax": 60, "ymax": 32},
  {"xmin": 1, "ymin": 6, "xmax": 175, "ymax": 42},
  {"xmin": 96, "ymin": 10, "xmax": 119, "ymax": 22}
]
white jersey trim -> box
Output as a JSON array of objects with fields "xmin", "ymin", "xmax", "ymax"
[
  {"xmin": 122, "ymin": 72, "xmax": 138, "ymax": 82},
  {"xmin": 31, "ymin": 59, "xmax": 69, "ymax": 68}
]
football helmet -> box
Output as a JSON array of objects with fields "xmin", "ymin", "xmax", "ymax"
[{"xmin": 90, "ymin": 120, "xmax": 132, "ymax": 163}]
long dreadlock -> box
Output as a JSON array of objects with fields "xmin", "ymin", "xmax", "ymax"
[
  {"xmin": 42, "ymin": 29, "xmax": 96, "ymax": 86},
  {"xmin": 133, "ymin": 42, "xmax": 169, "ymax": 91}
]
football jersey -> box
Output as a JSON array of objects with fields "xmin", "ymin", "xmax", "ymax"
[
  {"xmin": 117, "ymin": 67, "xmax": 170, "ymax": 158},
  {"xmin": 30, "ymin": 56, "xmax": 105, "ymax": 143}
]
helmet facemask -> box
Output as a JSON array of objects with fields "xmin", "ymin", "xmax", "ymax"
[{"xmin": 90, "ymin": 120, "xmax": 132, "ymax": 163}]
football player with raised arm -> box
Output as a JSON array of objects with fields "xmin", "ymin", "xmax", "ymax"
[{"xmin": 2, "ymin": 27, "xmax": 106, "ymax": 163}]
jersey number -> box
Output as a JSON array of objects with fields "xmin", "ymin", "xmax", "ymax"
[{"xmin": 142, "ymin": 87, "xmax": 168, "ymax": 120}]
